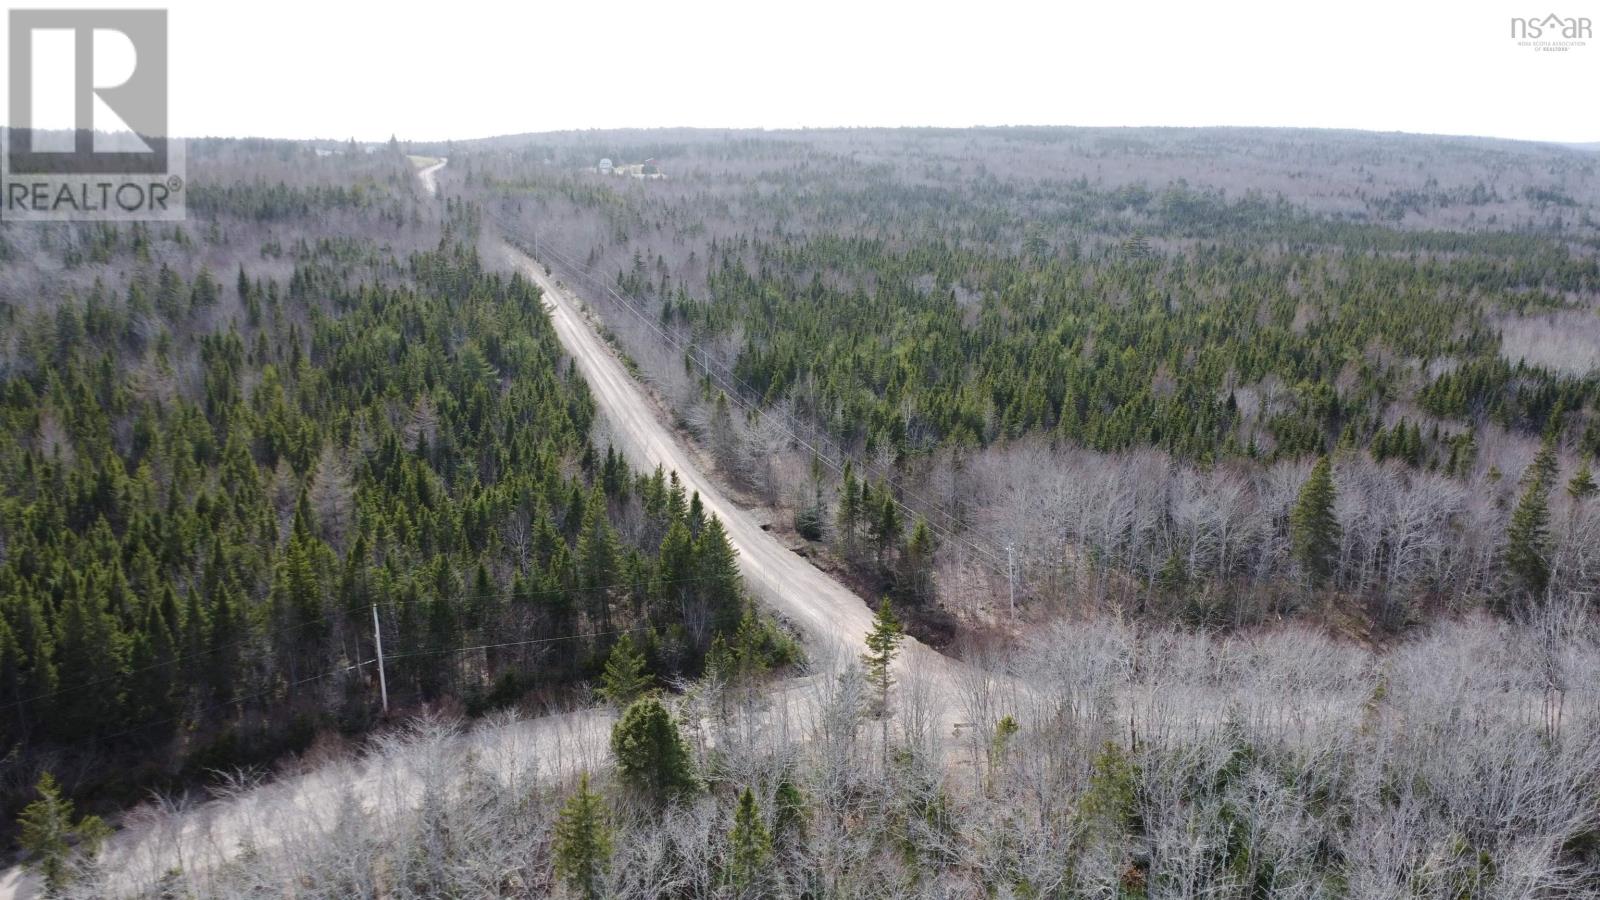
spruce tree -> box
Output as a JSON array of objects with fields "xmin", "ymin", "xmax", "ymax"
[
  {"xmin": 553, "ymin": 773, "xmax": 612, "ymax": 900},
  {"xmin": 710, "ymin": 392, "xmax": 738, "ymax": 465},
  {"xmin": 695, "ymin": 515, "xmax": 744, "ymax": 635},
  {"xmin": 126, "ymin": 601, "xmax": 177, "ymax": 728},
  {"xmin": 727, "ymin": 786, "xmax": 773, "ymax": 894},
  {"xmin": 836, "ymin": 462, "xmax": 861, "ymax": 553},
  {"xmin": 1290, "ymin": 456, "xmax": 1341, "ymax": 588},
  {"xmin": 656, "ymin": 518, "xmax": 695, "ymax": 614},
  {"xmin": 898, "ymin": 519, "xmax": 936, "ymax": 605},
  {"xmin": 1505, "ymin": 450, "xmax": 1556, "ymax": 601},
  {"xmin": 576, "ymin": 490, "xmax": 621, "ymax": 629},
  {"xmin": 772, "ymin": 778, "xmax": 807, "ymax": 848},
  {"xmin": 1568, "ymin": 464, "xmax": 1596, "ymax": 501},
  {"xmin": 0, "ymin": 620, "xmax": 23, "ymax": 746},
  {"xmin": 598, "ymin": 634, "xmax": 652, "ymax": 707},
  {"xmin": 51, "ymin": 578, "xmax": 123, "ymax": 741},
  {"xmin": 862, "ymin": 598, "xmax": 904, "ymax": 716},
  {"xmin": 871, "ymin": 489, "xmax": 901, "ymax": 565},
  {"xmin": 794, "ymin": 454, "xmax": 827, "ymax": 541},
  {"xmin": 17, "ymin": 773, "xmax": 109, "ymax": 893},
  {"xmin": 1155, "ymin": 551, "xmax": 1188, "ymax": 597},
  {"xmin": 610, "ymin": 696, "xmax": 697, "ymax": 805},
  {"xmin": 687, "ymin": 491, "xmax": 707, "ymax": 537},
  {"xmin": 1529, "ymin": 437, "xmax": 1560, "ymax": 488}
]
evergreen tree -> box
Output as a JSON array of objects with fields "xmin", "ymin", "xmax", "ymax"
[
  {"xmin": 576, "ymin": 489, "xmax": 621, "ymax": 629},
  {"xmin": 1529, "ymin": 437, "xmax": 1560, "ymax": 488},
  {"xmin": 0, "ymin": 620, "xmax": 24, "ymax": 746},
  {"xmin": 553, "ymin": 772, "xmax": 612, "ymax": 900},
  {"xmin": 795, "ymin": 456, "xmax": 827, "ymax": 542},
  {"xmin": 17, "ymin": 773, "xmax": 109, "ymax": 893},
  {"xmin": 1290, "ymin": 456, "xmax": 1341, "ymax": 588},
  {"xmin": 125, "ymin": 600, "xmax": 177, "ymax": 728},
  {"xmin": 990, "ymin": 715, "xmax": 1021, "ymax": 773},
  {"xmin": 598, "ymin": 634, "xmax": 652, "ymax": 707},
  {"xmin": 727, "ymin": 786, "xmax": 773, "ymax": 894},
  {"xmin": 710, "ymin": 392, "xmax": 738, "ymax": 465},
  {"xmin": 0, "ymin": 238, "xmax": 669, "ymax": 777},
  {"xmin": 687, "ymin": 491, "xmax": 707, "ymax": 537},
  {"xmin": 206, "ymin": 582, "xmax": 241, "ymax": 705},
  {"xmin": 1505, "ymin": 448, "xmax": 1556, "ymax": 601},
  {"xmin": 274, "ymin": 530, "xmax": 329, "ymax": 642},
  {"xmin": 695, "ymin": 515, "xmax": 744, "ymax": 636},
  {"xmin": 1155, "ymin": 551, "xmax": 1188, "ymax": 597},
  {"xmin": 862, "ymin": 598, "xmax": 903, "ymax": 716},
  {"xmin": 51, "ymin": 578, "xmax": 124, "ymax": 741},
  {"xmin": 655, "ymin": 518, "xmax": 695, "ymax": 616},
  {"xmin": 898, "ymin": 519, "xmax": 936, "ymax": 605},
  {"xmin": 836, "ymin": 462, "xmax": 861, "ymax": 553},
  {"xmin": 610, "ymin": 696, "xmax": 697, "ymax": 805},
  {"xmin": 468, "ymin": 561, "xmax": 494, "ymax": 635},
  {"xmin": 772, "ymin": 778, "xmax": 807, "ymax": 848},
  {"xmin": 1568, "ymin": 464, "xmax": 1596, "ymax": 501},
  {"xmin": 870, "ymin": 489, "xmax": 902, "ymax": 565}
]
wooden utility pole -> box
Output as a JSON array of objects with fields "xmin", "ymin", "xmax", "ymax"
[
  {"xmin": 372, "ymin": 603, "xmax": 389, "ymax": 714},
  {"xmin": 1007, "ymin": 544, "xmax": 1016, "ymax": 619}
]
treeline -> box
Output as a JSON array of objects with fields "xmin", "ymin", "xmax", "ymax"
[
  {"xmin": 676, "ymin": 234, "xmax": 1599, "ymax": 463},
  {"xmin": 0, "ymin": 232, "xmax": 793, "ymax": 817},
  {"xmin": 469, "ymin": 128, "xmax": 1600, "ymax": 628},
  {"xmin": 27, "ymin": 610, "xmax": 1600, "ymax": 898},
  {"xmin": 473, "ymin": 129, "xmax": 1600, "ymax": 468},
  {"xmin": 188, "ymin": 181, "xmax": 385, "ymax": 222}
]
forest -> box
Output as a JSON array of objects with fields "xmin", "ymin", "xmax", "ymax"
[
  {"xmin": 464, "ymin": 127, "xmax": 1600, "ymax": 632},
  {"xmin": 0, "ymin": 142, "xmax": 792, "ymax": 852},
  {"xmin": 3, "ymin": 128, "xmax": 1600, "ymax": 898},
  {"xmin": 25, "ymin": 608, "xmax": 1600, "ymax": 898}
]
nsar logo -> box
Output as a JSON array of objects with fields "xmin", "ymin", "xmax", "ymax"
[{"xmin": 1510, "ymin": 13, "xmax": 1592, "ymax": 52}]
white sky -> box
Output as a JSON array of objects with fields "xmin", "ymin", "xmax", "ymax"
[{"xmin": 3, "ymin": 0, "xmax": 1597, "ymax": 143}]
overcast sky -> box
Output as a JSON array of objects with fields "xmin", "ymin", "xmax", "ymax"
[{"xmin": 4, "ymin": 0, "xmax": 1597, "ymax": 144}]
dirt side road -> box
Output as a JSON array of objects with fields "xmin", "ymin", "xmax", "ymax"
[
  {"xmin": 493, "ymin": 238, "xmax": 963, "ymax": 689},
  {"xmin": 412, "ymin": 156, "xmax": 446, "ymax": 195},
  {"xmin": 0, "ymin": 165, "xmax": 969, "ymax": 900}
]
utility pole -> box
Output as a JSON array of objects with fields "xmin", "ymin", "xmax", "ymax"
[
  {"xmin": 1006, "ymin": 544, "xmax": 1016, "ymax": 619},
  {"xmin": 372, "ymin": 603, "xmax": 389, "ymax": 715}
]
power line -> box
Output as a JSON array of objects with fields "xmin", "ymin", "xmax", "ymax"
[
  {"xmin": 65, "ymin": 658, "xmax": 377, "ymax": 749},
  {"xmin": 22, "ymin": 622, "xmax": 660, "ymax": 749},
  {"xmin": 0, "ymin": 572, "xmax": 743, "ymax": 715},
  {"xmin": 381, "ymin": 623, "xmax": 652, "ymax": 663}
]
